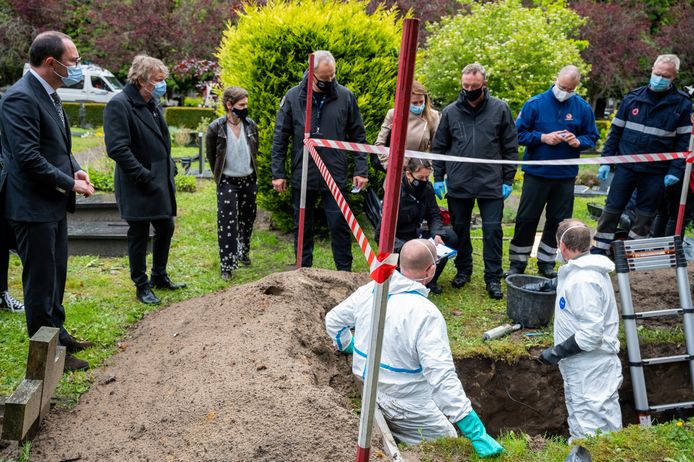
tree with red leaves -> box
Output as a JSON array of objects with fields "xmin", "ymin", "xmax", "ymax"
[
  {"xmin": 654, "ymin": 0, "xmax": 694, "ymax": 88},
  {"xmin": 572, "ymin": 0, "xmax": 657, "ymax": 103}
]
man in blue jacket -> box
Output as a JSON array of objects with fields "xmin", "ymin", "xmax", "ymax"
[
  {"xmin": 592, "ymin": 54, "xmax": 692, "ymax": 254},
  {"xmin": 507, "ymin": 65, "xmax": 599, "ymax": 278}
]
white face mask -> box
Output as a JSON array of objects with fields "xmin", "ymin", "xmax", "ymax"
[{"xmin": 552, "ymin": 84, "xmax": 576, "ymax": 102}]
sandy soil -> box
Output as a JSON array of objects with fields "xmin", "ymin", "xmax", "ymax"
[{"xmin": 22, "ymin": 269, "xmax": 384, "ymax": 462}]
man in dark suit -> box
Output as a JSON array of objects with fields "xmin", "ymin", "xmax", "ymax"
[
  {"xmin": 104, "ymin": 55, "xmax": 185, "ymax": 305},
  {"xmin": 0, "ymin": 31, "xmax": 95, "ymax": 371}
]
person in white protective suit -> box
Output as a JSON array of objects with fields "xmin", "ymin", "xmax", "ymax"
[
  {"xmin": 535, "ymin": 219, "xmax": 623, "ymax": 441},
  {"xmin": 325, "ymin": 239, "xmax": 504, "ymax": 457}
]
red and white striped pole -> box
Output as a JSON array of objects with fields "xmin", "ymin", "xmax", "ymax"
[
  {"xmin": 355, "ymin": 17, "xmax": 419, "ymax": 462},
  {"xmin": 674, "ymin": 125, "xmax": 694, "ymax": 236},
  {"xmin": 297, "ymin": 54, "xmax": 315, "ymax": 269}
]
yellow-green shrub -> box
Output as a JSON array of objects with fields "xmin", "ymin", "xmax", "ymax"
[
  {"xmin": 217, "ymin": 0, "xmax": 404, "ymax": 231},
  {"xmin": 164, "ymin": 107, "xmax": 217, "ymax": 129}
]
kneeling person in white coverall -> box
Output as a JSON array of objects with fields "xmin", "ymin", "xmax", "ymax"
[
  {"xmin": 325, "ymin": 239, "xmax": 503, "ymax": 457},
  {"xmin": 536, "ymin": 219, "xmax": 622, "ymax": 441}
]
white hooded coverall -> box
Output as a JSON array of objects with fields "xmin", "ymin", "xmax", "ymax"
[
  {"xmin": 325, "ymin": 271, "xmax": 472, "ymax": 444},
  {"xmin": 554, "ymin": 253, "xmax": 623, "ymax": 441}
]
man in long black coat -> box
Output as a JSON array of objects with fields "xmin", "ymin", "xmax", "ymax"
[
  {"xmin": 104, "ymin": 55, "xmax": 185, "ymax": 305},
  {"xmin": 0, "ymin": 31, "xmax": 95, "ymax": 370}
]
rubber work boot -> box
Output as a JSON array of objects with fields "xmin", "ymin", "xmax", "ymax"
[
  {"xmin": 426, "ymin": 282, "xmax": 443, "ymax": 295},
  {"xmin": 452, "ymin": 273, "xmax": 471, "ymax": 289},
  {"xmin": 537, "ymin": 263, "xmax": 557, "ymax": 279},
  {"xmin": 456, "ymin": 409, "xmax": 504, "ymax": 458},
  {"xmin": 503, "ymin": 264, "xmax": 525, "ymax": 278},
  {"xmin": 486, "ymin": 281, "xmax": 503, "ymax": 300}
]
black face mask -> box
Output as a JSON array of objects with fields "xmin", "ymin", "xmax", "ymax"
[
  {"xmin": 316, "ymin": 78, "xmax": 335, "ymax": 94},
  {"xmin": 232, "ymin": 107, "xmax": 248, "ymax": 120},
  {"xmin": 405, "ymin": 174, "xmax": 428, "ymax": 196},
  {"xmin": 463, "ymin": 87, "xmax": 484, "ymax": 102}
]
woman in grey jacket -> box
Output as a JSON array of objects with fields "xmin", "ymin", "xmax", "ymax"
[{"xmin": 205, "ymin": 86, "xmax": 258, "ymax": 280}]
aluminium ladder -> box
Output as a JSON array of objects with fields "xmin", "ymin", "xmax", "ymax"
[{"xmin": 612, "ymin": 235, "xmax": 694, "ymax": 426}]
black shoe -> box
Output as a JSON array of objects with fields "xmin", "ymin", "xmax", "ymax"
[
  {"xmin": 150, "ymin": 276, "xmax": 187, "ymax": 290},
  {"xmin": 221, "ymin": 271, "xmax": 233, "ymax": 281},
  {"xmin": 503, "ymin": 265, "xmax": 525, "ymax": 278},
  {"xmin": 64, "ymin": 354, "xmax": 90, "ymax": 371},
  {"xmin": 62, "ymin": 336, "xmax": 94, "ymax": 353},
  {"xmin": 426, "ymin": 282, "xmax": 443, "ymax": 295},
  {"xmin": 486, "ymin": 281, "xmax": 503, "ymax": 300},
  {"xmin": 137, "ymin": 287, "xmax": 161, "ymax": 305},
  {"xmin": 452, "ymin": 273, "xmax": 471, "ymax": 289},
  {"xmin": 240, "ymin": 254, "xmax": 251, "ymax": 266},
  {"xmin": 538, "ymin": 264, "xmax": 558, "ymax": 279}
]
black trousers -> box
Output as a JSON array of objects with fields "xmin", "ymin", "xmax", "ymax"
[
  {"xmin": 292, "ymin": 188, "xmax": 353, "ymax": 271},
  {"xmin": 448, "ymin": 196, "xmax": 504, "ymax": 283},
  {"xmin": 10, "ymin": 218, "xmax": 69, "ymax": 340},
  {"xmin": 126, "ymin": 218, "xmax": 175, "ymax": 289},
  {"xmin": 0, "ymin": 215, "xmax": 17, "ymax": 292},
  {"xmin": 216, "ymin": 174, "xmax": 257, "ymax": 272},
  {"xmin": 509, "ymin": 174, "xmax": 574, "ymax": 269},
  {"xmin": 393, "ymin": 227, "xmax": 458, "ymax": 286},
  {"xmin": 652, "ymin": 184, "xmax": 694, "ymax": 237}
]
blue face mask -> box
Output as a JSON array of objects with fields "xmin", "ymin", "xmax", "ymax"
[
  {"xmin": 54, "ymin": 60, "xmax": 83, "ymax": 86},
  {"xmin": 150, "ymin": 80, "xmax": 167, "ymax": 98},
  {"xmin": 410, "ymin": 102, "xmax": 425, "ymax": 115},
  {"xmin": 649, "ymin": 74, "xmax": 672, "ymax": 92}
]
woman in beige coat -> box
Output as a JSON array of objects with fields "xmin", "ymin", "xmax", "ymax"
[{"xmin": 374, "ymin": 80, "xmax": 440, "ymax": 170}]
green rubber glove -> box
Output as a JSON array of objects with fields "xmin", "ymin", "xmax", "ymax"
[
  {"xmin": 343, "ymin": 337, "xmax": 354, "ymax": 354},
  {"xmin": 456, "ymin": 410, "xmax": 504, "ymax": 458}
]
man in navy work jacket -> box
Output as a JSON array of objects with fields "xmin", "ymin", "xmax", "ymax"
[
  {"xmin": 507, "ymin": 65, "xmax": 599, "ymax": 278},
  {"xmin": 592, "ymin": 54, "xmax": 692, "ymax": 254},
  {"xmin": 0, "ymin": 31, "xmax": 95, "ymax": 371},
  {"xmin": 271, "ymin": 50, "xmax": 368, "ymax": 271}
]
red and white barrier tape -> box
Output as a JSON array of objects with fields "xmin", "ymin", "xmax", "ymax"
[
  {"xmin": 305, "ymin": 141, "xmax": 398, "ymax": 283},
  {"xmin": 308, "ymin": 138, "xmax": 693, "ymax": 165}
]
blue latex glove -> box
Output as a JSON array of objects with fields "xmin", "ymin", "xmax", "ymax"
[
  {"xmin": 456, "ymin": 410, "xmax": 504, "ymax": 458},
  {"xmin": 664, "ymin": 174, "xmax": 680, "ymax": 187},
  {"xmin": 433, "ymin": 181, "xmax": 447, "ymax": 200},
  {"xmin": 342, "ymin": 337, "xmax": 354, "ymax": 355},
  {"xmin": 597, "ymin": 165, "xmax": 610, "ymax": 181},
  {"xmin": 502, "ymin": 184, "xmax": 512, "ymax": 200}
]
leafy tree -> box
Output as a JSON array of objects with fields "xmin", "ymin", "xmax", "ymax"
[
  {"xmin": 0, "ymin": 3, "xmax": 34, "ymax": 85},
  {"xmin": 83, "ymin": 0, "xmax": 244, "ymax": 75},
  {"xmin": 217, "ymin": 0, "xmax": 404, "ymax": 231},
  {"xmin": 572, "ymin": 0, "xmax": 657, "ymax": 101},
  {"xmin": 419, "ymin": 0, "xmax": 589, "ymax": 114},
  {"xmin": 655, "ymin": 0, "xmax": 694, "ymax": 88}
]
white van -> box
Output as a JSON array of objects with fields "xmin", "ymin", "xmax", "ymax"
[{"xmin": 23, "ymin": 63, "xmax": 123, "ymax": 103}]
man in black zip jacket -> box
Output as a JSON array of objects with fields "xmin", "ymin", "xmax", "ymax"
[
  {"xmin": 432, "ymin": 63, "xmax": 518, "ymax": 299},
  {"xmin": 271, "ymin": 50, "xmax": 368, "ymax": 271}
]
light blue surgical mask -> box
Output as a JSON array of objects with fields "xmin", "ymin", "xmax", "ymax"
[
  {"xmin": 410, "ymin": 102, "xmax": 425, "ymax": 115},
  {"xmin": 649, "ymin": 74, "xmax": 672, "ymax": 92},
  {"xmin": 150, "ymin": 80, "xmax": 167, "ymax": 98},
  {"xmin": 53, "ymin": 60, "xmax": 83, "ymax": 87}
]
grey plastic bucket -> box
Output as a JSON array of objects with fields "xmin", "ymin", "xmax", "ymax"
[{"xmin": 505, "ymin": 274, "xmax": 556, "ymax": 328}]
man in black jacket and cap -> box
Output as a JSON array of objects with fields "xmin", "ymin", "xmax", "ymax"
[
  {"xmin": 432, "ymin": 63, "xmax": 518, "ymax": 299},
  {"xmin": 271, "ymin": 50, "xmax": 368, "ymax": 271}
]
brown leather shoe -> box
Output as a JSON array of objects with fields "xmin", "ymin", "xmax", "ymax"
[
  {"xmin": 62, "ymin": 336, "xmax": 95, "ymax": 353},
  {"xmin": 64, "ymin": 354, "xmax": 89, "ymax": 371}
]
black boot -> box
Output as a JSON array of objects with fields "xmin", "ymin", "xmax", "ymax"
[
  {"xmin": 150, "ymin": 275, "xmax": 187, "ymax": 290},
  {"xmin": 537, "ymin": 263, "xmax": 557, "ymax": 279},
  {"xmin": 452, "ymin": 273, "xmax": 471, "ymax": 289},
  {"xmin": 503, "ymin": 264, "xmax": 525, "ymax": 278},
  {"xmin": 486, "ymin": 280, "xmax": 503, "ymax": 300},
  {"xmin": 137, "ymin": 286, "xmax": 161, "ymax": 305}
]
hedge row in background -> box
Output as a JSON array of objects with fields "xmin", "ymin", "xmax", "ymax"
[
  {"xmin": 62, "ymin": 103, "xmax": 216, "ymax": 130},
  {"xmin": 87, "ymin": 166, "xmax": 197, "ymax": 193},
  {"xmin": 217, "ymin": 0, "xmax": 403, "ymax": 231},
  {"xmin": 64, "ymin": 103, "xmax": 107, "ymax": 128},
  {"xmin": 164, "ymin": 107, "xmax": 217, "ymax": 130}
]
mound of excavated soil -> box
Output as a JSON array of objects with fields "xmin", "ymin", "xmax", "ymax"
[{"xmin": 24, "ymin": 269, "xmax": 384, "ymax": 462}]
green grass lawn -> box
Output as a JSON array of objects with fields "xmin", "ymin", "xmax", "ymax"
[{"xmin": 1, "ymin": 158, "xmax": 692, "ymax": 460}]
